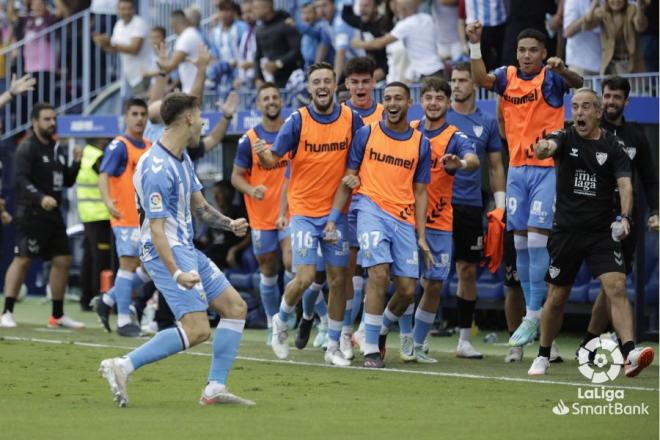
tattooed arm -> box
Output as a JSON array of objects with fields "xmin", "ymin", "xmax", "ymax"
[{"xmin": 190, "ymin": 191, "xmax": 249, "ymax": 236}]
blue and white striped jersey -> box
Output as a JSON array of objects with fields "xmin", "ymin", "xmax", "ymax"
[
  {"xmin": 133, "ymin": 142, "xmax": 203, "ymax": 262},
  {"xmin": 465, "ymin": 0, "xmax": 507, "ymax": 27}
]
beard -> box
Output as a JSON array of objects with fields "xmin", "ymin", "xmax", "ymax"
[
  {"xmin": 424, "ymin": 112, "xmax": 443, "ymax": 122},
  {"xmin": 605, "ymin": 105, "xmax": 624, "ymax": 120},
  {"xmin": 312, "ymin": 94, "xmax": 334, "ymax": 113},
  {"xmin": 37, "ymin": 125, "xmax": 55, "ymax": 139},
  {"xmin": 265, "ymin": 108, "xmax": 281, "ymax": 120},
  {"xmin": 453, "ymin": 92, "xmax": 472, "ymax": 103}
]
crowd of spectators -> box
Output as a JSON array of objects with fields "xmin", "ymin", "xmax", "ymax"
[{"xmin": 1, "ymin": 0, "xmax": 657, "ymax": 120}]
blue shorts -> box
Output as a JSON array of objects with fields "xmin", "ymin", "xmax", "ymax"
[
  {"xmin": 347, "ymin": 196, "xmax": 361, "ymax": 249},
  {"xmin": 144, "ymin": 246, "xmax": 231, "ymax": 321},
  {"xmin": 421, "ymin": 229, "xmax": 453, "ymax": 281},
  {"xmin": 291, "ymin": 244, "xmax": 326, "ymax": 273},
  {"xmin": 113, "ymin": 226, "xmax": 140, "ymax": 257},
  {"xmin": 251, "ymin": 228, "xmax": 289, "ymax": 256},
  {"xmin": 290, "ymin": 215, "xmax": 349, "ymax": 268},
  {"xmin": 356, "ymin": 197, "xmax": 419, "ymax": 279},
  {"xmin": 506, "ymin": 166, "xmax": 555, "ymax": 231}
]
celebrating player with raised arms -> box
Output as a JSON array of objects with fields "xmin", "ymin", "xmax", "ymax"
[
  {"xmin": 325, "ymin": 81, "xmax": 432, "ymax": 368},
  {"xmin": 467, "ymin": 22, "xmax": 583, "ymax": 347},
  {"xmin": 100, "ymin": 92, "xmax": 253, "ymax": 407},
  {"xmin": 255, "ymin": 62, "xmax": 363, "ymax": 366}
]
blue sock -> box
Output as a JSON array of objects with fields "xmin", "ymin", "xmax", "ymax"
[
  {"xmin": 277, "ymin": 297, "xmax": 296, "ymax": 324},
  {"xmin": 528, "ymin": 246, "xmax": 550, "ymax": 312},
  {"xmin": 351, "ymin": 276, "xmax": 364, "ymax": 323},
  {"xmin": 208, "ymin": 319, "xmax": 245, "ymax": 385},
  {"xmin": 364, "ymin": 313, "xmax": 383, "ymax": 355},
  {"xmin": 131, "ymin": 267, "xmax": 149, "ymax": 293},
  {"xmin": 327, "ymin": 318, "xmax": 342, "ymax": 345},
  {"xmin": 283, "ymin": 270, "xmax": 294, "ymax": 288},
  {"xmin": 514, "ymin": 236, "xmax": 531, "ymax": 307},
  {"xmin": 342, "ymin": 299, "xmax": 353, "ymax": 329},
  {"xmin": 115, "ymin": 270, "xmax": 134, "ymax": 318},
  {"xmin": 413, "ymin": 308, "xmax": 436, "ymax": 346},
  {"xmin": 314, "ymin": 289, "xmax": 328, "ymax": 318},
  {"xmin": 259, "ymin": 274, "xmax": 280, "ymax": 319},
  {"xmin": 302, "ymin": 283, "xmax": 321, "ymax": 319},
  {"xmin": 399, "ymin": 303, "xmax": 414, "ymax": 335},
  {"xmin": 128, "ymin": 326, "xmax": 187, "ymax": 369},
  {"xmin": 381, "ymin": 307, "xmax": 399, "ymax": 334}
]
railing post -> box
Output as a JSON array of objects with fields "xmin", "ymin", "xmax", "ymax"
[{"xmin": 82, "ymin": 11, "xmax": 91, "ymax": 110}]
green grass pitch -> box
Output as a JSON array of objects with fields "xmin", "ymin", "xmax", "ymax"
[{"xmin": 0, "ymin": 297, "xmax": 657, "ymax": 440}]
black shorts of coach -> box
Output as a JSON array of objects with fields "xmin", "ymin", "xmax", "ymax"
[
  {"xmin": 452, "ymin": 204, "xmax": 484, "ymax": 263},
  {"xmin": 15, "ymin": 209, "xmax": 70, "ymax": 259},
  {"xmin": 545, "ymin": 228, "xmax": 626, "ymax": 286}
]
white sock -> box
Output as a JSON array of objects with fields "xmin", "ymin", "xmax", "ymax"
[
  {"xmin": 118, "ymin": 356, "xmax": 134, "ymax": 374},
  {"xmin": 459, "ymin": 328, "xmax": 471, "ymax": 342},
  {"xmin": 526, "ymin": 308, "xmax": 541, "ymax": 320},
  {"xmin": 117, "ymin": 314, "xmax": 131, "ymax": 327},
  {"xmin": 204, "ymin": 380, "xmax": 226, "ymax": 396},
  {"xmin": 102, "ymin": 294, "xmax": 115, "ymax": 307}
]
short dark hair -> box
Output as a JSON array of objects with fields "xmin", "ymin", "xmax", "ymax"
[
  {"xmin": 31, "ymin": 102, "xmax": 54, "ymax": 120},
  {"xmin": 516, "ymin": 28, "xmax": 547, "ymax": 47},
  {"xmin": 384, "ymin": 81, "xmax": 410, "ymax": 98},
  {"xmin": 602, "ymin": 75, "xmax": 631, "ymax": 99},
  {"xmin": 118, "ymin": 0, "xmax": 135, "ymax": 5},
  {"xmin": 160, "ymin": 93, "xmax": 199, "ymax": 125},
  {"xmin": 217, "ymin": 0, "xmax": 235, "ymax": 11},
  {"xmin": 307, "ymin": 61, "xmax": 335, "ymax": 79},
  {"xmin": 257, "ymin": 81, "xmax": 279, "ymax": 97},
  {"xmin": 452, "ymin": 61, "xmax": 471, "ymax": 75},
  {"xmin": 171, "ymin": 9, "xmax": 188, "ymax": 22},
  {"xmin": 124, "ymin": 98, "xmax": 148, "ymax": 113},
  {"xmin": 151, "ymin": 25, "xmax": 166, "ymax": 39},
  {"xmin": 420, "ymin": 76, "xmax": 451, "ymax": 98},
  {"xmin": 344, "ymin": 56, "xmax": 376, "ymax": 78}
]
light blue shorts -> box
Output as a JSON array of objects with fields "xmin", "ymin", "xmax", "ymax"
[
  {"xmin": 421, "ymin": 229, "xmax": 453, "ymax": 281},
  {"xmin": 290, "ymin": 215, "xmax": 349, "ymax": 268},
  {"xmin": 251, "ymin": 227, "xmax": 289, "ymax": 256},
  {"xmin": 506, "ymin": 166, "xmax": 555, "ymax": 231},
  {"xmin": 144, "ymin": 246, "xmax": 231, "ymax": 320},
  {"xmin": 113, "ymin": 226, "xmax": 140, "ymax": 258},
  {"xmin": 356, "ymin": 197, "xmax": 419, "ymax": 279},
  {"xmin": 347, "ymin": 195, "xmax": 361, "ymax": 249}
]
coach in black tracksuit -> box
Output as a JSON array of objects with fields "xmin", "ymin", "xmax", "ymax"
[
  {"xmin": 526, "ymin": 89, "xmax": 656, "ymax": 378},
  {"xmin": 578, "ymin": 76, "xmax": 660, "ymax": 351},
  {"xmin": 0, "ymin": 103, "xmax": 84, "ymax": 329}
]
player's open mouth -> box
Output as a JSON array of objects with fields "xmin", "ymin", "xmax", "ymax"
[
  {"xmin": 316, "ymin": 91, "xmax": 329, "ymax": 98},
  {"xmin": 576, "ymin": 119, "xmax": 586, "ymax": 128}
]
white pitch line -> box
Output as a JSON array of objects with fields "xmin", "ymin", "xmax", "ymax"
[{"xmin": 3, "ymin": 335, "xmax": 658, "ymax": 393}]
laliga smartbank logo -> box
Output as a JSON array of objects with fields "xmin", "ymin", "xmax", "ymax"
[
  {"xmin": 577, "ymin": 337, "xmax": 623, "ymax": 383},
  {"xmin": 551, "ymin": 337, "xmax": 649, "ymax": 416}
]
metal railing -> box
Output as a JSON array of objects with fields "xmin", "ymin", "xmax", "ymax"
[
  {"xmin": 198, "ymin": 72, "xmax": 659, "ymax": 113},
  {"xmin": 0, "ymin": 10, "xmax": 119, "ymax": 140}
]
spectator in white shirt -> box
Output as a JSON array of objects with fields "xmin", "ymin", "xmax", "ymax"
[
  {"xmin": 157, "ymin": 9, "xmax": 206, "ymax": 94},
  {"xmin": 234, "ymin": 0, "xmax": 258, "ymax": 89},
  {"xmin": 563, "ymin": 0, "xmax": 601, "ymax": 76},
  {"xmin": 92, "ymin": 0, "xmax": 152, "ymax": 98},
  {"xmin": 351, "ymin": 0, "xmax": 444, "ymax": 81}
]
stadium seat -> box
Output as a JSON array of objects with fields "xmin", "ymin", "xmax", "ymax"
[
  {"xmin": 241, "ymin": 248, "xmax": 259, "ymax": 273},
  {"xmin": 476, "ymin": 269, "xmax": 504, "ymax": 301},
  {"xmin": 569, "ymin": 263, "xmax": 591, "ymax": 303}
]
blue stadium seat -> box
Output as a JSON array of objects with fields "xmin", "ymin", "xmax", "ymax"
[
  {"xmin": 476, "ymin": 269, "xmax": 504, "ymax": 301},
  {"xmin": 241, "ymin": 248, "xmax": 259, "ymax": 273},
  {"xmin": 570, "ymin": 263, "xmax": 591, "ymax": 303},
  {"xmin": 228, "ymin": 272, "xmax": 255, "ymax": 290},
  {"xmin": 645, "ymin": 265, "xmax": 659, "ymax": 305}
]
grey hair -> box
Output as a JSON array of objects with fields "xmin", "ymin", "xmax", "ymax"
[{"xmin": 573, "ymin": 87, "xmax": 602, "ymax": 110}]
